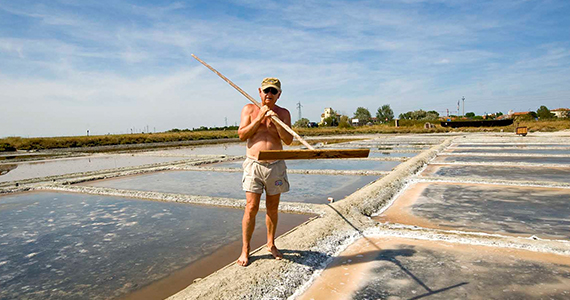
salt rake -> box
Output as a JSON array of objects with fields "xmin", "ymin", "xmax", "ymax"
[{"xmin": 191, "ymin": 54, "xmax": 369, "ymax": 160}]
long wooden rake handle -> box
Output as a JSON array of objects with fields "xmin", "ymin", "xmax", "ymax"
[{"xmin": 191, "ymin": 54, "xmax": 315, "ymax": 150}]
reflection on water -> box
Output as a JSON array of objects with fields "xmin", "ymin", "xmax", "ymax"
[
  {"xmin": 447, "ymin": 149, "xmax": 570, "ymax": 155},
  {"xmin": 0, "ymin": 192, "xmax": 309, "ymax": 299},
  {"xmin": 455, "ymin": 143, "xmax": 570, "ymax": 148},
  {"xmin": 83, "ymin": 171, "xmax": 379, "ymax": 204},
  {"xmin": 368, "ymin": 152, "xmax": 417, "ymax": 158},
  {"xmin": 0, "ymin": 155, "xmax": 189, "ymax": 183},
  {"xmin": 139, "ymin": 143, "xmax": 247, "ymax": 156},
  {"xmin": 432, "ymin": 165, "xmax": 570, "ymax": 183},
  {"xmin": 211, "ymin": 159, "xmax": 401, "ymax": 171},
  {"xmin": 435, "ymin": 155, "xmax": 570, "ymax": 165}
]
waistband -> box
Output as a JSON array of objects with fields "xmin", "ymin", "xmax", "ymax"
[{"xmin": 245, "ymin": 156, "xmax": 282, "ymax": 166}]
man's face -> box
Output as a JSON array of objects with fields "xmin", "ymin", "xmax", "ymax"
[{"xmin": 259, "ymin": 87, "xmax": 281, "ymax": 107}]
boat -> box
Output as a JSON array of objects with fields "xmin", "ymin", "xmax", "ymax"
[{"xmin": 440, "ymin": 119, "xmax": 514, "ymax": 128}]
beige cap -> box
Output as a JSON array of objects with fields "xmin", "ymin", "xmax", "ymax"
[{"xmin": 261, "ymin": 77, "xmax": 281, "ymax": 92}]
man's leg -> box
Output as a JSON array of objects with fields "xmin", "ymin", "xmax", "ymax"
[
  {"xmin": 265, "ymin": 193, "xmax": 283, "ymax": 260},
  {"xmin": 237, "ymin": 191, "xmax": 261, "ymax": 266}
]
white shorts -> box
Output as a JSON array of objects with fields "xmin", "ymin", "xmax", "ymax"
[{"xmin": 242, "ymin": 157, "xmax": 290, "ymax": 195}]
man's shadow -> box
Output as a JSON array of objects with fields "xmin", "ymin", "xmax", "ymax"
[{"xmin": 250, "ymin": 204, "xmax": 467, "ymax": 298}]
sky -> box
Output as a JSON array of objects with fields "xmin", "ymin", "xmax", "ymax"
[{"xmin": 1, "ymin": 0, "xmax": 569, "ymax": 137}]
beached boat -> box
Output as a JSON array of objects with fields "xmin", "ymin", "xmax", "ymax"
[{"xmin": 440, "ymin": 119, "xmax": 514, "ymax": 128}]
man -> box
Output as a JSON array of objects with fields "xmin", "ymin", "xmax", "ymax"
[{"xmin": 236, "ymin": 77, "xmax": 293, "ymax": 267}]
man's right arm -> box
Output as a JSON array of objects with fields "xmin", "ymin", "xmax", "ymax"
[{"xmin": 238, "ymin": 104, "xmax": 268, "ymax": 141}]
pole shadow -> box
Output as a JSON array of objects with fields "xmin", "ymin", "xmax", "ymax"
[{"xmin": 326, "ymin": 204, "xmax": 469, "ymax": 299}]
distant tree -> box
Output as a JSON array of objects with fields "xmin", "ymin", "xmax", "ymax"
[
  {"xmin": 411, "ymin": 110, "xmax": 427, "ymax": 120},
  {"xmin": 0, "ymin": 142, "xmax": 16, "ymax": 152},
  {"xmin": 322, "ymin": 116, "xmax": 338, "ymax": 126},
  {"xmin": 399, "ymin": 111, "xmax": 413, "ymax": 120},
  {"xmin": 353, "ymin": 107, "xmax": 372, "ymax": 124},
  {"xmin": 376, "ymin": 105, "xmax": 394, "ymax": 123},
  {"xmin": 293, "ymin": 118, "xmax": 310, "ymax": 128},
  {"xmin": 536, "ymin": 106, "xmax": 554, "ymax": 119},
  {"xmin": 426, "ymin": 110, "xmax": 440, "ymax": 120},
  {"xmin": 338, "ymin": 115, "xmax": 352, "ymax": 128},
  {"xmin": 465, "ymin": 112, "xmax": 476, "ymax": 118}
]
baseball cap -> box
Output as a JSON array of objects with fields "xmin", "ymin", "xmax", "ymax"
[{"xmin": 261, "ymin": 77, "xmax": 281, "ymax": 92}]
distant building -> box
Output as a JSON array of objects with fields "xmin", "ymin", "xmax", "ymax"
[
  {"xmin": 497, "ymin": 111, "xmax": 535, "ymax": 120},
  {"xmin": 319, "ymin": 107, "xmax": 341, "ymax": 125},
  {"xmin": 552, "ymin": 108, "xmax": 570, "ymax": 118}
]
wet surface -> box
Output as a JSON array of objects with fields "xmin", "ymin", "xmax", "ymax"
[
  {"xmin": 0, "ymin": 191, "xmax": 310, "ymax": 300},
  {"xmin": 82, "ymin": 171, "xmax": 379, "ymax": 204},
  {"xmin": 210, "ymin": 159, "xmax": 401, "ymax": 171},
  {"xmin": 422, "ymin": 164, "xmax": 570, "ymax": 183},
  {"xmin": 445, "ymin": 148, "xmax": 570, "ymax": 155},
  {"xmin": 300, "ymin": 237, "xmax": 570, "ymax": 300},
  {"xmin": 378, "ymin": 183, "xmax": 570, "ymax": 239},
  {"xmin": 0, "ymin": 155, "xmax": 189, "ymax": 183},
  {"xmin": 454, "ymin": 143, "xmax": 570, "ymax": 148},
  {"xmin": 434, "ymin": 155, "xmax": 570, "ymax": 165},
  {"xmin": 368, "ymin": 151, "xmax": 417, "ymax": 158},
  {"xmin": 137, "ymin": 143, "xmax": 247, "ymax": 156}
]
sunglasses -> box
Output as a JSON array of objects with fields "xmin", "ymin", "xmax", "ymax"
[{"xmin": 263, "ymin": 87, "xmax": 279, "ymax": 95}]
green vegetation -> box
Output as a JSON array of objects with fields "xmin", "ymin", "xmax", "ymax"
[
  {"xmin": 0, "ymin": 131, "xmax": 238, "ymax": 152},
  {"xmin": 376, "ymin": 105, "xmax": 394, "ymax": 123},
  {"xmin": 398, "ymin": 109, "xmax": 440, "ymax": 120},
  {"xmin": 321, "ymin": 116, "xmax": 338, "ymax": 126},
  {"xmin": 0, "ymin": 142, "xmax": 16, "ymax": 152},
  {"xmin": 353, "ymin": 107, "xmax": 372, "ymax": 124},
  {"xmin": 536, "ymin": 105, "xmax": 554, "ymax": 119},
  {"xmin": 2, "ymin": 118, "xmax": 568, "ymax": 152},
  {"xmin": 338, "ymin": 115, "xmax": 352, "ymax": 129},
  {"xmin": 293, "ymin": 118, "xmax": 310, "ymax": 128}
]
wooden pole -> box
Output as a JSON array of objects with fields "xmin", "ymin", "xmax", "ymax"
[{"xmin": 191, "ymin": 54, "xmax": 315, "ymax": 150}]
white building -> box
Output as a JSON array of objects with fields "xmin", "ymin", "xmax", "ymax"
[
  {"xmin": 319, "ymin": 107, "xmax": 340, "ymax": 125},
  {"xmin": 552, "ymin": 108, "xmax": 570, "ymax": 118}
]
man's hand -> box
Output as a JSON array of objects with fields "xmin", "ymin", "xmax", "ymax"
[{"xmin": 259, "ymin": 105, "xmax": 277, "ymax": 121}]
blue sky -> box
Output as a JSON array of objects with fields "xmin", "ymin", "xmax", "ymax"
[{"xmin": 1, "ymin": 0, "xmax": 569, "ymax": 137}]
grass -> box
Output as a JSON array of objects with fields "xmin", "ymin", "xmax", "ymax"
[{"xmin": 1, "ymin": 119, "xmax": 568, "ymax": 152}]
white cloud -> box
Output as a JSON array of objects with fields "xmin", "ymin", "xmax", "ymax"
[{"xmin": 1, "ymin": 0, "xmax": 569, "ymax": 136}]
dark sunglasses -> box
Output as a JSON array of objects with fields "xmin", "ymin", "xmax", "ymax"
[{"xmin": 263, "ymin": 87, "xmax": 279, "ymax": 95}]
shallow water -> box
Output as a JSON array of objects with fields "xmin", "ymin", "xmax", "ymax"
[
  {"xmin": 446, "ymin": 148, "xmax": 570, "ymax": 155},
  {"xmin": 210, "ymin": 159, "xmax": 401, "ymax": 171},
  {"xmin": 410, "ymin": 184, "xmax": 570, "ymax": 239},
  {"xmin": 426, "ymin": 165, "xmax": 570, "ymax": 183},
  {"xmin": 434, "ymin": 155, "xmax": 570, "ymax": 165},
  {"xmin": 0, "ymin": 155, "xmax": 189, "ymax": 183},
  {"xmin": 138, "ymin": 142, "xmax": 300, "ymax": 157},
  {"xmin": 0, "ymin": 191, "xmax": 310, "ymax": 300},
  {"xmin": 368, "ymin": 151, "xmax": 418, "ymax": 158},
  {"xmin": 138, "ymin": 143, "xmax": 247, "ymax": 156},
  {"xmin": 83, "ymin": 171, "xmax": 379, "ymax": 204},
  {"xmin": 455, "ymin": 143, "xmax": 570, "ymax": 148}
]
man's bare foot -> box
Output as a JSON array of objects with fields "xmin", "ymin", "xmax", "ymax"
[
  {"xmin": 268, "ymin": 245, "xmax": 283, "ymax": 260},
  {"xmin": 237, "ymin": 247, "xmax": 250, "ymax": 267}
]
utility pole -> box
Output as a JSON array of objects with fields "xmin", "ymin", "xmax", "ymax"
[
  {"xmin": 225, "ymin": 117, "xmax": 228, "ymax": 127},
  {"xmin": 296, "ymin": 101, "xmax": 303, "ymax": 121},
  {"xmin": 462, "ymin": 96, "xmax": 465, "ymax": 117}
]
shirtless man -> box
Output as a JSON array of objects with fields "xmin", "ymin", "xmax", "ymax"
[{"xmin": 236, "ymin": 77, "xmax": 293, "ymax": 266}]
